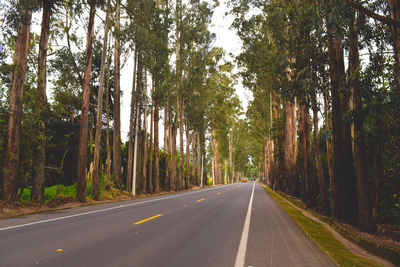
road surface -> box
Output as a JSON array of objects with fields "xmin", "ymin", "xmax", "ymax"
[{"xmin": 0, "ymin": 182, "xmax": 334, "ymax": 266}]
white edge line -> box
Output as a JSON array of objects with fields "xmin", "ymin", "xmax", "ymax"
[
  {"xmin": 234, "ymin": 182, "xmax": 255, "ymax": 267},
  {"xmin": 0, "ymin": 183, "xmax": 237, "ymax": 232}
]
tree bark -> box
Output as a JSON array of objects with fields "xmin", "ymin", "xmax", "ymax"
[
  {"xmin": 299, "ymin": 104, "xmax": 316, "ymax": 208},
  {"xmin": 77, "ymin": 3, "xmax": 96, "ymax": 202},
  {"xmin": 170, "ymin": 122, "xmax": 177, "ymax": 190},
  {"xmin": 349, "ymin": 10, "xmax": 375, "ymax": 232},
  {"xmin": 283, "ymin": 100, "xmax": 296, "ymax": 195},
  {"xmin": 185, "ymin": 126, "xmax": 190, "ymax": 188},
  {"xmin": 142, "ymin": 71, "xmax": 148, "ymax": 194},
  {"xmin": 113, "ymin": 0, "xmax": 122, "ymax": 189},
  {"xmin": 312, "ymin": 96, "xmax": 329, "ymax": 215},
  {"xmin": 388, "ymin": 0, "xmax": 400, "ymax": 94},
  {"xmin": 192, "ymin": 131, "xmax": 196, "ymax": 185},
  {"xmin": 164, "ymin": 102, "xmax": 170, "ymax": 191},
  {"xmin": 1, "ymin": 3, "xmax": 32, "ymax": 203},
  {"xmin": 196, "ymin": 131, "xmax": 201, "ymax": 186},
  {"xmin": 327, "ymin": 26, "xmax": 358, "ymax": 225},
  {"xmin": 105, "ymin": 60, "xmax": 112, "ymax": 191},
  {"xmin": 126, "ymin": 50, "xmax": 137, "ymax": 192},
  {"xmin": 148, "ymin": 77, "xmax": 155, "ymax": 194},
  {"xmin": 153, "ymin": 98, "xmax": 160, "ymax": 193},
  {"xmin": 178, "ymin": 98, "xmax": 184, "ymax": 190},
  {"xmin": 32, "ymin": 1, "xmax": 52, "ymax": 205},
  {"xmin": 92, "ymin": 0, "xmax": 111, "ymax": 200},
  {"xmin": 323, "ymin": 91, "xmax": 334, "ymax": 209}
]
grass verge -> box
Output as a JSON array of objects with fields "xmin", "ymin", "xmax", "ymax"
[
  {"xmin": 274, "ymin": 189, "xmax": 400, "ymax": 266},
  {"xmin": 264, "ymin": 186, "xmax": 381, "ymax": 267}
]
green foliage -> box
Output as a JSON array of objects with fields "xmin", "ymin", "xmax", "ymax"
[{"xmin": 20, "ymin": 184, "xmax": 76, "ymax": 204}]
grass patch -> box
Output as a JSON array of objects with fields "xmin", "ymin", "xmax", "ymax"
[
  {"xmin": 264, "ymin": 186, "xmax": 381, "ymax": 267},
  {"xmin": 20, "ymin": 184, "xmax": 76, "ymax": 204}
]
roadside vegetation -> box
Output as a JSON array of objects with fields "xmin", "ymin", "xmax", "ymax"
[{"xmin": 264, "ymin": 186, "xmax": 382, "ymax": 267}]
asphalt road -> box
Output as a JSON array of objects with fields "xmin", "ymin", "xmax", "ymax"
[{"xmin": 0, "ymin": 182, "xmax": 334, "ymax": 267}]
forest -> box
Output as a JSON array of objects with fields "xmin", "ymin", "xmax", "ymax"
[
  {"xmin": 230, "ymin": 0, "xmax": 400, "ymax": 235},
  {"xmin": 0, "ymin": 0, "xmax": 245, "ymax": 205},
  {"xmin": 0, "ymin": 0, "xmax": 399, "ymax": 239}
]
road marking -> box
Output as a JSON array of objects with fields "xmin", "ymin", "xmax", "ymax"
[
  {"xmin": 57, "ymin": 249, "xmax": 63, "ymax": 252},
  {"xmin": 217, "ymin": 192, "xmax": 221, "ymax": 195},
  {"xmin": 0, "ymin": 184, "xmax": 235, "ymax": 232},
  {"xmin": 234, "ymin": 182, "xmax": 255, "ymax": 267},
  {"xmin": 133, "ymin": 214, "xmax": 163, "ymax": 225},
  {"xmin": 197, "ymin": 198, "xmax": 205, "ymax": 202}
]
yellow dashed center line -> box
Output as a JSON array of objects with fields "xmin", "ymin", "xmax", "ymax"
[
  {"xmin": 57, "ymin": 249, "xmax": 63, "ymax": 252},
  {"xmin": 133, "ymin": 214, "xmax": 163, "ymax": 225},
  {"xmin": 197, "ymin": 198, "xmax": 205, "ymax": 202},
  {"xmin": 217, "ymin": 192, "xmax": 221, "ymax": 195}
]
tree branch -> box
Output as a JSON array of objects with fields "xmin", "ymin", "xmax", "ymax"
[{"xmin": 343, "ymin": 0, "xmax": 400, "ymax": 27}]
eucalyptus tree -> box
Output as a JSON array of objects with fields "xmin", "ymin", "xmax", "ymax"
[
  {"xmin": 91, "ymin": 0, "xmax": 111, "ymax": 200},
  {"xmin": 76, "ymin": 0, "xmax": 97, "ymax": 202},
  {"xmin": 1, "ymin": 0, "xmax": 37, "ymax": 203},
  {"xmin": 112, "ymin": 0, "xmax": 122, "ymax": 189},
  {"xmin": 31, "ymin": 0, "xmax": 58, "ymax": 205}
]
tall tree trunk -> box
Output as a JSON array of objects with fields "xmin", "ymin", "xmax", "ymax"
[
  {"xmin": 283, "ymin": 100, "xmax": 296, "ymax": 195},
  {"xmin": 77, "ymin": 3, "xmax": 96, "ymax": 202},
  {"xmin": 196, "ymin": 131, "xmax": 201, "ymax": 186},
  {"xmin": 105, "ymin": 46, "xmax": 112, "ymax": 191},
  {"xmin": 372, "ymin": 143, "xmax": 381, "ymax": 227},
  {"xmin": 388, "ymin": 0, "xmax": 400, "ymax": 93},
  {"xmin": 312, "ymin": 96, "xmax": 329, "ymax": 215},
  {"xmin": 176, "ymin": 0, "xmax": 184, "ymax": 191},
  {"xmin": 148, "ymin": 77, "xmax": 155, "ymax": 194},
  {"xmin": 170, "ymin": 122, "xmax": 177, "ymax": 191},
  {"xmin": 135, "ymin": 61, "xmax": 143, "ymax": 194},
  {"xmin": 327, "ymin": 25, "xmax": 358, "ymax": 225},
  {"xmin": 178, "ymin": 98, "xmax": 184, "ymax": 190},
  {"xmin": 349, "ymin": 10, "xmax": 375, "ymax": 232},
  {"xmin": 132, "ymin": 100, "xmax": 140, "ymax": 196},
  {"xmin": 271, "ymin": 90, "xmax": 279, "ymax": 189},
  {"xmin": 164, "ymin": 103, "xmax": 170, "ymax": 191},
  {"xmin": 323, "ymin": 91, "xmax": 334, "ymax": 207},
  {"xmin": 113, "ymin": 0, "xmax": 122, "ymax": 189},
  {"xmin": 91, "ymin": 0, "xmax": 111, "ymax": 200},
  {"xmin": 142, "ymin": 71, "xmax": 148, "ymax": 194},
  {"xmin": 153, "ymin": 98, "xmax": 160, "ymax": 193},
  {"xmin": 185, "ymin": 125, "xmax": 190, "ymax": 188},
  {"xmin": 299, "ymin": 104, "xmax": 316, "ymax": 207},
  {"xmin": 32, "ymin": 1, "xmax": 52, "ymax": 205},
  {"xmin": 126, "ymin": 50, "xmax": 137, "ymax": 192},
  {"xmin": 192, "ymin": 131, "xmax": 196, "ymax": 184},
  {"xmin": 211, "ymin": 130, "xmax": 216, "ymax": 185},
  {"xmin": 1, "ymin": 2, "xmax": 32, "ymax": 203},
  {"xmin": 201, "ymin": 128, "xmax": 206, "ymax": 185}
]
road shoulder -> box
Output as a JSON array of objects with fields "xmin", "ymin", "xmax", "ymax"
[{"xmin": 260, "ymin": 183, "xmax": 394, "ymax": 267}]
